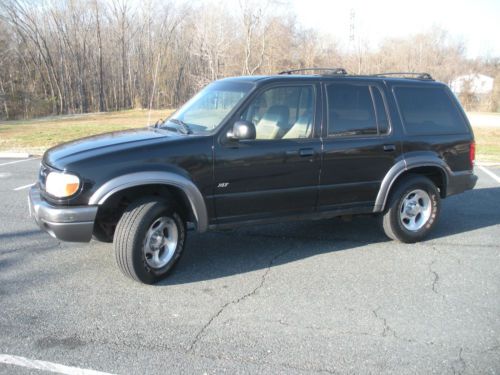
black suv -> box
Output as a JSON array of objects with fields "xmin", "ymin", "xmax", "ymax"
[{"xmin": 29, "ymin": 68, "xmax": 477, "ymax": 284}]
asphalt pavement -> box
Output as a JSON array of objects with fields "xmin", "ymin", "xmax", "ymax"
[{"xmin": 0, "ymin": 158, "xmax": 499, "ymax": 374}]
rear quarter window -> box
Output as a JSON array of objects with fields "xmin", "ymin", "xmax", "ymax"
[{"xmin": 394, "ymin": 86, "xmax": 468, "ymax": 135}]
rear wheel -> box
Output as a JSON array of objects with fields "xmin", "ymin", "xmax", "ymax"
[
  {"xmin": 114, "ymin": 197, "xmax": 186, "ymax": 284},
  {"xmin": 382, "ymin": 175, "xmax": 440, "ymax": 243}
]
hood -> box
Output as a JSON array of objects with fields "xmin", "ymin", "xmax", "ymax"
[{"xmin": 43, "ymin": 127, "xmax": 180, "ymax": 169}]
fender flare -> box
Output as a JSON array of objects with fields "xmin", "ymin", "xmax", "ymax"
[
  {"xmin": 88, "ymin": 172, "xmax": 208, "ymax": 232},
  {"xmin": 374, "ymin": 155, "xmax": 450, "ymax": 212}
]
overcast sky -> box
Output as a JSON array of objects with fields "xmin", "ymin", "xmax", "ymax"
[{"xmin": 291, "ymin": 0, "xmax": 500, "ymax": 58}]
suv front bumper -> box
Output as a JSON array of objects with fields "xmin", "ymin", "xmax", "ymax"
[{"xmin": 29, "ymin": 186, "xmax": 98, "ymax": 242}]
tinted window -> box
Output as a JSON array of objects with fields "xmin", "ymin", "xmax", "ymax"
[
  {"xmin": 242, "ymin": 86, "xmax": 315, "ymax": 140},
  {"xmin": 395, "ymin": 86, "xmax": 467, "ymax": 135},
  {"xmin": 371, "ymin": 87, "xmax": 389, "ymax": 134},
  {"xmin": 327, "ymin": 84, "xmax": 377, "ymax": 136}
]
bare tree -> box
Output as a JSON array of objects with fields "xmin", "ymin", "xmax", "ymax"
[{"xmin": 0, "ymin": 0, "xmax": 495, "ymax": 120}]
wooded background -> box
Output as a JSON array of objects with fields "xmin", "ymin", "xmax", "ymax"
[{"xmin": 0, "ymin": 0, "xmax": 499, "ymax": 120}]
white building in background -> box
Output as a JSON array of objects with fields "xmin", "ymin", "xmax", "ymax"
[{"xmin": 450, "ymin": 74, "xmax": 494, "ymax": 95}]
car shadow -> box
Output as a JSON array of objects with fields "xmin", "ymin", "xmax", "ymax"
[
  {"xmin": 0, "ymin": 229, "xmax": 45, "ymax": 241},
  {"xmin": 160, "ymin": 216, "xmax": 386, "ymax": 286},
  {"xmin": 159, "ymin": 186, "xmax": 500, "ymax": 286},
  {"xmin": 430, "ymin": 186, "xmax": 500, "ymax": 239}
]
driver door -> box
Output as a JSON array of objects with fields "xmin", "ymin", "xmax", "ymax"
[{"xmin": 213, "ymin": 83, "xmax": 322, "ymax": 224}]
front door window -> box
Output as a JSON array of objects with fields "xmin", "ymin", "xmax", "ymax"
[{"xmin": 241, "ymin": 86, "xmax": 315, "ymax": 140}]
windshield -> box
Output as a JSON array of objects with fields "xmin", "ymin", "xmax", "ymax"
[{"xmin": 161, "ymin": 81, "xmax": 255, "ymax": 134}]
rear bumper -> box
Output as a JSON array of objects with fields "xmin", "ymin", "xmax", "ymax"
[
  {"xmin": 29, "ymin": 186, "xmax": 98, "ymax": 242},
  {"xmin": 446, "ymin": 170, "xmax": 478, "ymax": 197}
]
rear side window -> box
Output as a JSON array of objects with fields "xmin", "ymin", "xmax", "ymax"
[
  {"xmin": 394, "ymin": 86, "xmax": 468, "ymax": 135},
  {"xmin": 326, "ymin": 83, "xmax": 390, "ymax": 137}
]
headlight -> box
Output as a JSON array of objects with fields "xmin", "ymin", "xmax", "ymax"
[{"xmin": 45, "ymin": 172, "xmax": 80, "ymax": 198}]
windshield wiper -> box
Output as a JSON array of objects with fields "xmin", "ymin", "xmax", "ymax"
[
  {"xmin": 153, "ymin": 118, "xmax": 164, "ymax": 128},
  {"xmin": 167, "ymin": 118, "xmax": 192, "ymax": 135}
]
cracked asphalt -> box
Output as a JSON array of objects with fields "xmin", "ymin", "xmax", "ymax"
[{"xmin": 0, "ymin": 158, "xmax": 499, "ymax": 374}]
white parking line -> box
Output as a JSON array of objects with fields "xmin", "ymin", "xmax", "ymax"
[
  {"xmin": 478, "ymin": 165, "xmax": 500, "ymax": 184},
  {"xmin": 0, "ymin": 157, "xmax": 40, "ymax": 167},
  {"xmin": 0, "ymin": 354, "xmax": 113, "ymax": 375},
  {"xmin": 13, "ymin": 182, "xmax": 35, "ymax": 191}
]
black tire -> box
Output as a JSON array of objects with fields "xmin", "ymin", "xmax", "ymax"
[
  {"xmin": 113, "ymin": 197, "xmax": 186, "ymax": 284},
  {"xmin": 382, "ymin": 175, "xmax": 440, "ymax": 243}
]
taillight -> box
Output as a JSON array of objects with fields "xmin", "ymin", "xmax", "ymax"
[{"xmin": 469, "ymin": 141, "xmax": 475, "ymax": 168}]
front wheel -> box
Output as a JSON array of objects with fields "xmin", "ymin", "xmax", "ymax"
[
  {"xmin": 114, "ymin": 197, "xmax": 186, "ymax": 284},
  {"xmin": 382, "ymin": 175, "xmax": 440, "ymax": 243}
]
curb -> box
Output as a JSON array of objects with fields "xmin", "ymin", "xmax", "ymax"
[{"xmin": 0, "ymin": 152, "xmax": 32, "ymax": 159}]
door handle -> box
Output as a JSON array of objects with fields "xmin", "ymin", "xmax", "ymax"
[
  {"xmin": 383, "ymin": 144, "xmax": 396, "ymax": 152},
  {"xmin": 299, "ymin": 148, "xmax": 314, "ymax": 157}
]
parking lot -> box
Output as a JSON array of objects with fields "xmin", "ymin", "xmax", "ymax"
[{"xmin": 0, "ymin": 157, "xmax": 499, "ymax": 374}]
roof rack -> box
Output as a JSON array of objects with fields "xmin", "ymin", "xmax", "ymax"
[
  {"xmin": 277, "ymin": 68, "xmax": 434, "ymax": 81},
  {"xmin": 278, "ymin": 68, "xmax": 348, "ymax": 76},
  {"xmin": 371, "ymin": 72, "xmax": 433, "ymax": 80}
]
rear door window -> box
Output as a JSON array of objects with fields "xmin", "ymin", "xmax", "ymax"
[
  {"xmin": 394, "ymin": 86, "xmax": 468, "ymax": 135},
  {"xmin": 326, "ymin": 84, "xmax": 377, "ymax": 136},
  {"xmin": 326, "ymin": 83, "xmax": 390, "ymax": 136}
]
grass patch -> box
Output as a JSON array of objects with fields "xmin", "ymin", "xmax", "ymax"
[
  {"xmin": 0, "ymin": 109, "xmax": 174, "ymax": 154},
  {"xmin": 473, "ymin": 127, "xmax": 500, "ymax": 163}
]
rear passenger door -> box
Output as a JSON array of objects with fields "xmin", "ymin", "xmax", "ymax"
[{"xmin": 319, "ymin": 80, "xmax": 401, "ymax": 211}]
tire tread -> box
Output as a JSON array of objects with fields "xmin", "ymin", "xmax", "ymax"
[{"xmin": 114, "ymin": 198, "xmax": 166, "ymax": 282}]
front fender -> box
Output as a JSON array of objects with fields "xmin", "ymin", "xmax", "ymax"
[{"xmin": 88, "ymin": 171, "xmax": 208, "ymax": 232}]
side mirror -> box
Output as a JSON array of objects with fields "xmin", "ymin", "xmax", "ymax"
[{"xmin": 227, "ymin": 120, "xmax": 256, "ymax": 141}]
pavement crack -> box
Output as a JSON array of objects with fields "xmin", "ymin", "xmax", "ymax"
[
  {"xmin": 451, "ymin": 347, "xmax": 466, "ymax": 375},
  {"xmin": 187, "ymin": 248, "xmax": 292, "ymax": 353},
  {"xmin": 428, "ymin": 260, "xmax": 440, "ymax": 295},
  {"xmin": 425, "ymin": 254, "xmax": 447, "ymax": 300},
  {"xmin": 372, "ymin": 307, "xmax": 397, "ymax": 338}
]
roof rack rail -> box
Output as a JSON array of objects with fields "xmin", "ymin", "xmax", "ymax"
[
  {"xmin": 372, "ymin": 72, "xmax": 433, "ymax": 80},
  {"xmin": 278, "ymin": 68, "xmax": 348, "ymax": 76}
]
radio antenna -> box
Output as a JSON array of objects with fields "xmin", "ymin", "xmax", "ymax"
[
  {"xmin": 148, "ymin": 52, "xmax": 162, "ymax": 126},
  {"xmin": 148, "ymin": 14, "xmax": 167, "ymax": 127}
]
